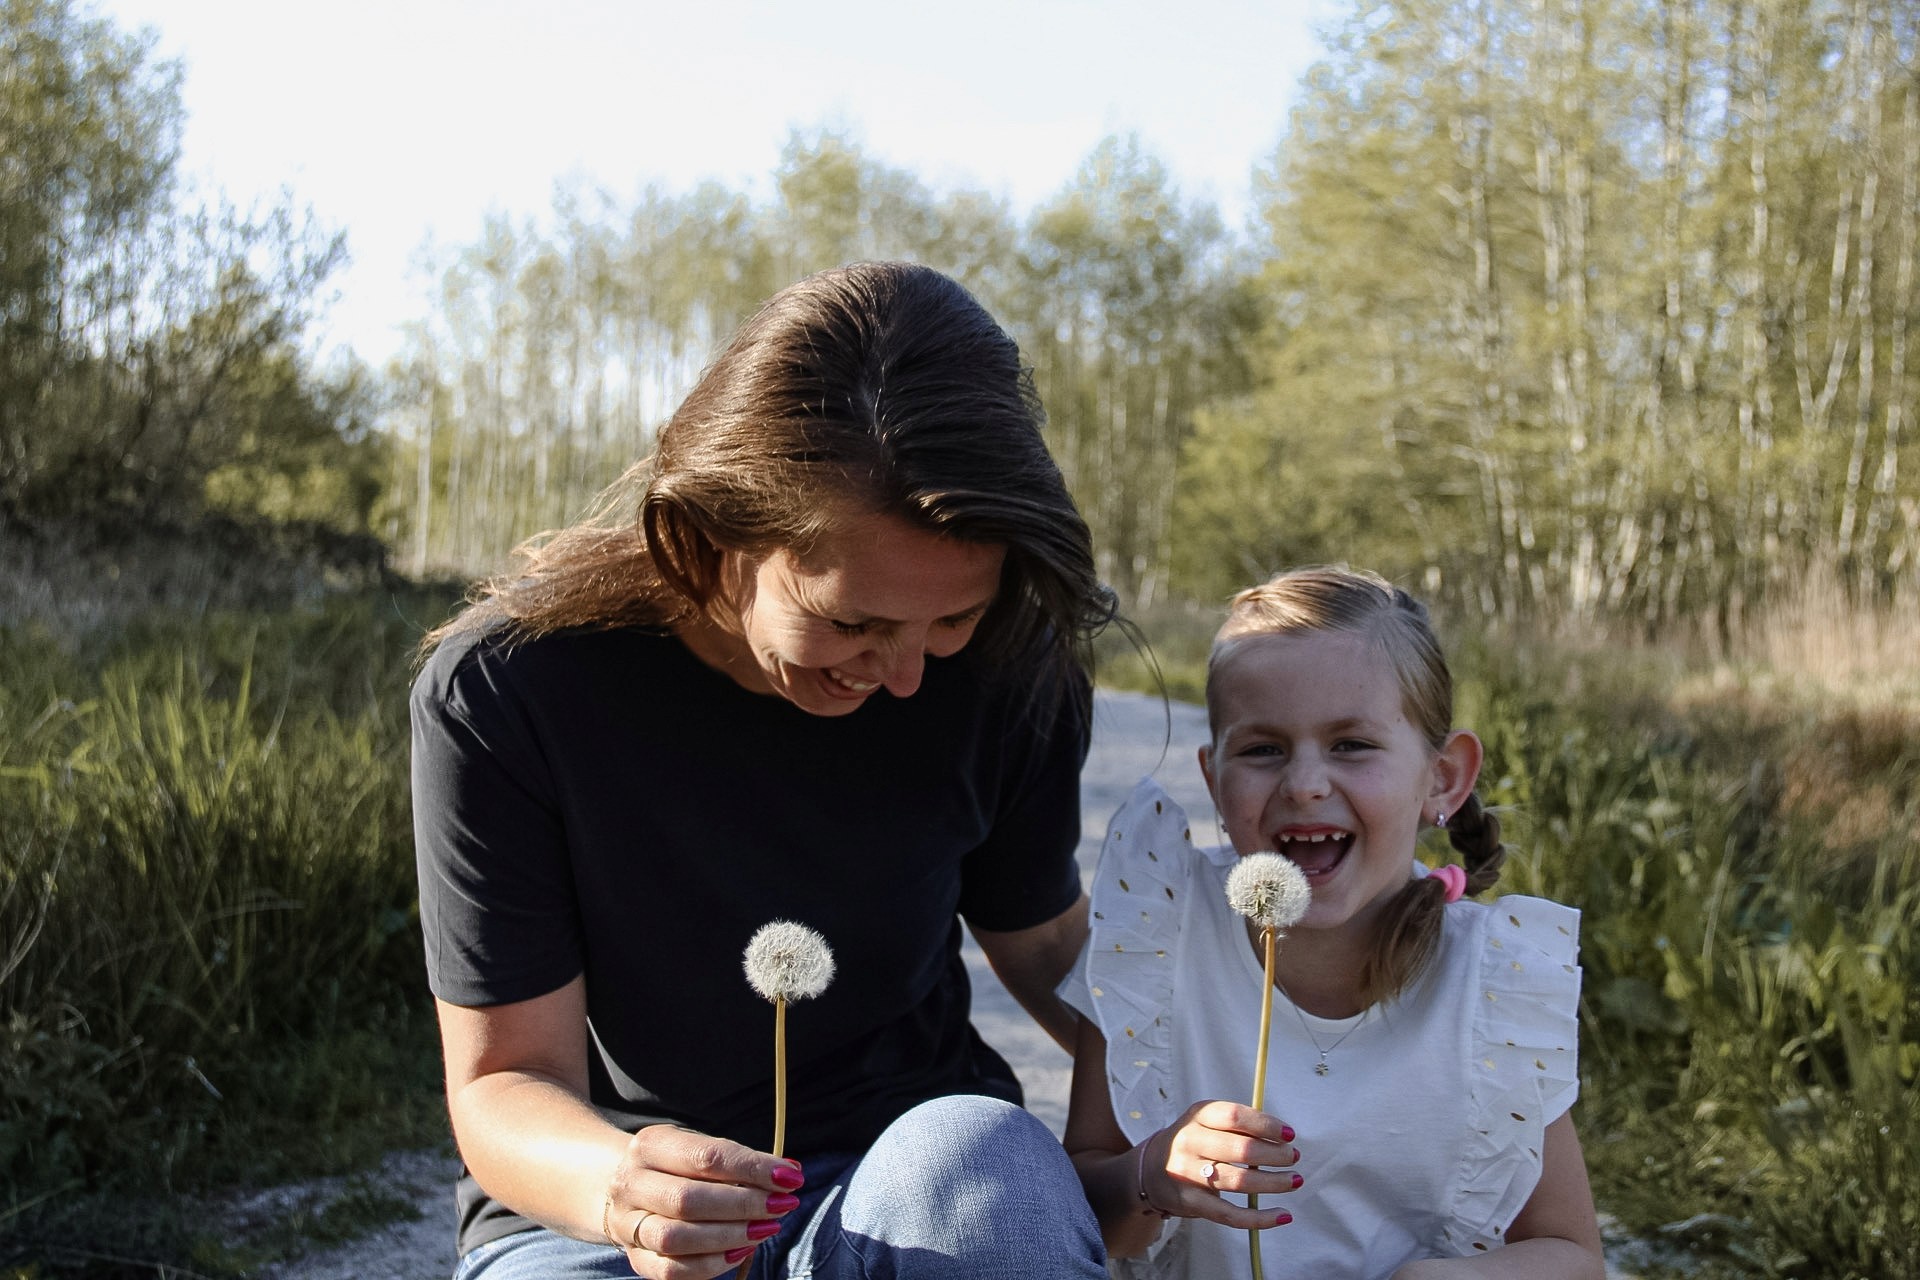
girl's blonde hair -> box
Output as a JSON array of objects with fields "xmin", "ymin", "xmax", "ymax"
[{"xmin": 1207, "ymin": 565, "xmax": 1507, "ymax": 1005}]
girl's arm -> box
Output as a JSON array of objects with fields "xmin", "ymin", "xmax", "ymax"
[
  {"xmin": 1063, "ymin": 1014, "xmax": 1301, "ymax": 1258},
  {"xmin": 1389, "ymin": 1113, "xmax": 1605, "ymax": 1280}
]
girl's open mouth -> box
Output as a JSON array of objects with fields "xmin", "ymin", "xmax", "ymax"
[{"xmin": 1274, "ymin": 829, "xmax": 1353, "ymax": 880}]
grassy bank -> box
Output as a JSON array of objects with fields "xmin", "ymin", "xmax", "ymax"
[{"xmin": 1, "ymin": 585, "xmax": 460, "ymax": 1275}]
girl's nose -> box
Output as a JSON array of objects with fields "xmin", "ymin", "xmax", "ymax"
[{"xmin": 1280, "ymin": 754, "xmax": 1332, "ymax": 802}]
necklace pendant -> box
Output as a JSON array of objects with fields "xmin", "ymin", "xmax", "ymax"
[{"xmin": 1314, "ymin": 1060, "xmax": 1330, "ymax": 1076}]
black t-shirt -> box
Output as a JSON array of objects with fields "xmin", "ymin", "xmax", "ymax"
[{"xmin": 410, "ymin": 625, "xmax": 1089, "ymax": 1254}]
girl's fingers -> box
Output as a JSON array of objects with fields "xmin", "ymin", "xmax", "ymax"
[
  {"xmin": 1185, "ymin": 1156, "xmax": 1302, "ymax": 1197},
  {"xmin": 1160, "ymin": 1103, "xmax": 1303, "ymax": 1226},
  {"xmin": 1187, "ymin": 1100, "xmax": 1295, "ymax": 1147}
]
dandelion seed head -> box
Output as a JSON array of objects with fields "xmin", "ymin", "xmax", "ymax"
[
  {"xmin": 1225, "ymin": 853, "xmax": 1311, "ymax": 930},
  {"xmin": 743, "ymin": 920, "xmax": 836, "ymax": 1002}
]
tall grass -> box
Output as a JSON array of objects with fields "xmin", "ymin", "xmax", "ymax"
[
  {"xmin": 0, "ymin": 587, "xmax": 458, "ymax": 1267},
  {"xmin": 1452, "ymin": 621, "xmax": 1917, "ymax": 1278}
]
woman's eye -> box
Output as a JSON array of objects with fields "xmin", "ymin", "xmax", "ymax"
[{"xmin": 827, "ymin": 618, "xmax": 871, "ymax": 636}]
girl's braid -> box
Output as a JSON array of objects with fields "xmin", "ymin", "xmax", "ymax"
[{"xmin": 1447, "ymin": 791, "xmax": 1507, "ymax": 896}]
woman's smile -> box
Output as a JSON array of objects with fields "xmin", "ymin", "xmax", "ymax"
[{"xmin": 683, "ymin": 510, "xmax": 1006, "ymax": 717}]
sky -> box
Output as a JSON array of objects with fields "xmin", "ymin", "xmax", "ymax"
[{"xmin": 93, "ymin": 0, "xmax": 1337, "ymax": 367}]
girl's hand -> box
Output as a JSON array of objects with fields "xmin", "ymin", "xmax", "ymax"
[
  {"xmin": 602, "ymin": 1124, "xmax": 805, "ymax": 1280},
  {"xmin": 1143, "ymin": 1100, "xmax": 1301, "ymax": 1231}
]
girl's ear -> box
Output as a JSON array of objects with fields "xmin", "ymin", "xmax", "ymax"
[
  {"xmin": 1428, "ymin": 729, "xmax": 1484, "ymax": 820},
  {"xmin": 1197, "ymin": 743, "xmax": 1218, "ymax": 806}
]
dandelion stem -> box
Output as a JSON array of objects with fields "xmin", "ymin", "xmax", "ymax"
[
  {"xmin": 774, "ymin": 996, "xmax": 788, "ymax": 1158},
  {"xmin": 1248, "ymin": 923, "xmax": 1276, "ymax": 1280}
]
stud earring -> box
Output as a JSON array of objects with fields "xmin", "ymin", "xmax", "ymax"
[{"xmin": 1434, "ymin": 810, "xmax": 1449, "ymax": 828}]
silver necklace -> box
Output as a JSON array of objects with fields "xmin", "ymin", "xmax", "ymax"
[{"xmin": 1276, "ymin": 983, "xmax": 1368, "ymax": 1076}]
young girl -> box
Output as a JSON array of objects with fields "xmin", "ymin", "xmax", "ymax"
[{"xmin": 1061, "ymin": 567, "xmax": 1604, "ymax": 1279}]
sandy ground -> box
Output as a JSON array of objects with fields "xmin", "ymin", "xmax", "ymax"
[{"xmin": 256, "ymin": 689, "xmax": 1664, "ymax": 1278}]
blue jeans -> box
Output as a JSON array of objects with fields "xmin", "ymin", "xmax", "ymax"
[{"xmin": 453, "ymin": 1096, "xmax": 1106, "ymax": 1279}]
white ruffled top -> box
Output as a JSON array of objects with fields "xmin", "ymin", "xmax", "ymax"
[{"xmin": 1060, "ymin": 778, "xmax": 1582, "ymax": 1279}]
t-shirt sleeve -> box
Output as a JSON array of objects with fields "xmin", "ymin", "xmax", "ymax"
[
  {"xmin": 410, "ymin": 637, "xmax": 585, "ymax": 1007},
  {"xmin": 954, "ymin": 659, "xmax": 1092, "ymax": 933}
]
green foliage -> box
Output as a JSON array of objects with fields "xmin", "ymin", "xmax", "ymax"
[
  {"xmin": 1169, "ymin": 0, "xmax": 1920, "ymax": 625},
  {"xmin": 0, "ymin": 0, "xmax": 382, "ymax": 537},
  {"xmin": 0, "ymin": 587, "xmax": 456, "ymax": 1223},
  {"xmin": 1459, "ymin": 643, "xmax": 1920, "ymax": 1279}
]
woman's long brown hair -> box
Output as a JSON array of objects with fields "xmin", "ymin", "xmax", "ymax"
[{"xmin": 424, "ymin": 262, "xmax": 1116, "ymax": 679}]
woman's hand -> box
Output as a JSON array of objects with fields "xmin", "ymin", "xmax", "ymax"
[
  {"xmin": 1141, "ymin": 1099, "xmax": 1301, "ymax": 1231},
  {"xmin": 601, "ymin": 1124, "xmax": 805, "ymax": 1280}
]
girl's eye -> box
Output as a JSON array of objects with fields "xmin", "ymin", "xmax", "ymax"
[
  {"xmin": 827, "ymin": 618, "xmax": 871, "ymax": 636},
  {"xmin": 1332, "ymin": 739, "xmax": 1377, "ymax": 753},
  {"xmin": 1241, "ymin": 743, "xmax": 1283, "ymax": 758}
]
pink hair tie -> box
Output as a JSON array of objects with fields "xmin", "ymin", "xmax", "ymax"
[{"xmin": 1430, "ymin": 863, "xmax": 1467, "ymax": 903}]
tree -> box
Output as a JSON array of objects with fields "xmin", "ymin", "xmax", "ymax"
[
  {"xmin": 1017, "ymin": 135, "xmax": 1260, "ymax": 608},
  {"xmin": 0, "ymin": 0, "xmax": 371, "ymax": 534},
  {"xmin": 1193, "ymin": 0, "xmax": 1920, "ymax": 629}
]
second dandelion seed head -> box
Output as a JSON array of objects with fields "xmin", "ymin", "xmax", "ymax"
[{"xmin": 1226, "ymin": 853, "xmax": 1312, "ymax": 931}]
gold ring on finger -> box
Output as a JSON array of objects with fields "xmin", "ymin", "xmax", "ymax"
[{"xmin": 628, "ymin": 1208, "xmax": 653, "ymax": 1249}]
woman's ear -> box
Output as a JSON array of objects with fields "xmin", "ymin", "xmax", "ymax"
[{"xmin": 1428, "ymin": 729, "xmax": 1484, "ymax": 820}]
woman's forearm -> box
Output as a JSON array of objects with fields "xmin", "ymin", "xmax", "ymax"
[{"xmin": 449, "ymin": 1066, "xmax": 632, "ymax": 1243}]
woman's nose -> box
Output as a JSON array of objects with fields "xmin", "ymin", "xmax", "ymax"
[{"xmin": 874, "ymin": 629, "xmax": 929, "ymax": 698}]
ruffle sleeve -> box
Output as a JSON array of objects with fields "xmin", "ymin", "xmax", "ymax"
[
  {"xmin": 1060, "ymin": 776, "xmax": 1230, "ymax": 1147},
  {"xmin": 1446, "ymin": 894, "xmax": 1582, "ymax": 1253}
]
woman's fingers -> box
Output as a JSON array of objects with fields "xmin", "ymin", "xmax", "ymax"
[
  {"xmin": 626, "ymin": 1123, "xmax": 803, "ymax": 1193},
  {"xmin": 606, "ymin": 1125, "xmax": 806, "ymax": 1275},
  {"xmin": 617, "ymin": 1222, "xmax": 780, "ymax": 1280}
]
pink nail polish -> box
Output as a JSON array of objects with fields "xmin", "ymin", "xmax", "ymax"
[
  {"xmin": 747, "ymin": 1219, "xmax": 781, "ymax": 1241},
  {"xmin": 725, "ymin": 1245, "xmax": 754, "ymax": 1264},
  {"xmin": 1291, "ymin": 1173, "xmax": 1304, "ymax": 1189},
  {"xmin": 770, "ymin": 1163, "xmax": 805, "ymax": 1190},
  {"xmin": 1280, "ymin": 1125, "xmax": 1295, "ymax": 1143},
  {"xmin": 1275, "ymin": 1211, "xmax": 1293, "ymax": 1226},
  {"xmin": 766, "ymin": 1193, "xmax": 800, "ymax": 1214}
]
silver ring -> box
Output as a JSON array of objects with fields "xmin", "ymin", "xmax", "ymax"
[
  {"xmin": 627, "ymin": 1208, "xmax": 653, "ymax": 1249},
  {"xmin": 1199, "ymin": 1161, "xmax": 1218, "ymax": 1183}
]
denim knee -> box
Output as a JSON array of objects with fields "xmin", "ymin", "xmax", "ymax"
[
  {"xmin": 453, "ymin": 1228, "xmax": 634, "ymax": 1280},
  {"xmin": 817, "ymin": 1094, "xmax": 1104, "ymax": 1278}
]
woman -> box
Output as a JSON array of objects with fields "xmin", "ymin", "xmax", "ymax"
[{"xmin": 411, "ymin": 262, "xmax": 1114, "ymax": 1280}]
